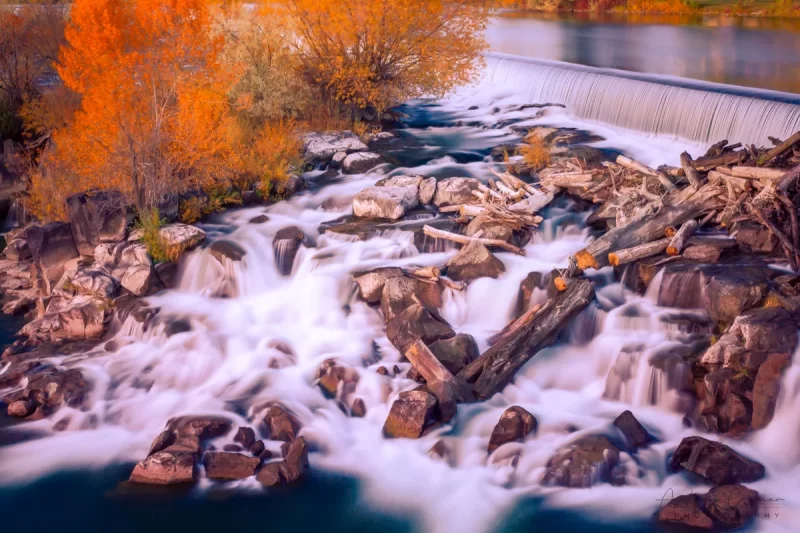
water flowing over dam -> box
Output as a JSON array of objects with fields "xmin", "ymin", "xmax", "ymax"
[{"xmin": 483, "ymin": 52, "xmax": 800, "ymax": 146}]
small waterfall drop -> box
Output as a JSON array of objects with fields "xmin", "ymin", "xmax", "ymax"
[{"xmin": 483, "ymin": 53, "xmax": 800, "ymax": 146}]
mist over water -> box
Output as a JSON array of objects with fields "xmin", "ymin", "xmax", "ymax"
[{"xmin": 2, "ymin": 66, "xmax": 800, "ymax": 533}]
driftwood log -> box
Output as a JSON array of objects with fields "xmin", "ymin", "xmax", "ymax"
[
  {"xmin": 608, "ymin": 238, "xmax": 670, "ymax": 266},
  {"xmin": 422, "ymin": 225, "xmax": 524, "ymax": 255},
  {"xmin": 680, "ymin": 152, "xmax": 702, "ymax": 188},
  {"xmin": 457, "ymin": 278, "xmax": 595, "ymax": 399},
  {"xmin": 667, "ymin": 219, "xmax": 698, "ymax": 255}
]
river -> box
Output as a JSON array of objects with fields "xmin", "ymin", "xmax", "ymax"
[{"xmin": 2, "ymin": 11, "xmax": 800, "ymax": 533}]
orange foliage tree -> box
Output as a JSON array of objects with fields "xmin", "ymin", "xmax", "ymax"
[
  {"xmin": 29, "ymin": 0, "xmax": 239, "ymax": 221},
  {"xmin": 272, "ymin": 0, "xmax": 489, "ymax": 114}
]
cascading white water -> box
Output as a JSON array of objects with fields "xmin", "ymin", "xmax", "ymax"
[
  {"xmin": 483, "ymin": 52, "xmax": 800, "ymax": 146},
  {"xmin": 2, "ymin": 82, "xmax": 800, "ymax": 533}
]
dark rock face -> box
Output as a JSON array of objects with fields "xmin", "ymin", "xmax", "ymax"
[
  {"xmin": 656, "ymin": 494, "xmax": 714, "ymax": 530},
  {"xmin": 735, "ymin": 222, "xmax": 777, "ymax": 253},
  {"xmin": 351, "ymin": 398, "xmax": 367, "ymax": 418},
  {"xmin": 203, "ymin": 452, "xmax": 260, "ymax": 480},
  {"xmin": 129, "ymin": 451, "xmax": 196, "ymax": 485},
  {"xmin": 169, "ymin": 417, "xmax": 232, "ymax": 440},
  {"xmin": 428, "ymin": 334, "xmax": 478, "ymax": 375},
  {"xmin": 249, "ymin": 214, "xmax": 270, "ymax": 224},
  {"xmin": 613, "ymin": 410, "xmax": 654, "ymax": 451},
  {"xmin": 380, "ymin": 275, "xmax": 443, "ymax": 322},
  {"xmin": 425, "ymin": 380, "xmax": 458, "ymax": 423},
  {"xmin": 26, "ymin": 222, "xmax": 80, "ymax": 288},
  {"xmin": 353, "ymin": 267, "xmax": 405, "ymax": 304},
  {"xmin": 264, "ymin": 405, "xmax": 298, "ymax": 442},
  {"xmin": 273, "ymin": 226, "xmax": 306, "ymax": 276},
  {"xmin": 148, "ymin": 430, "xmax": 177, "ymax": 457},
  {"xmin": 735, "ymin": 307, "xmax": 798, "ymax": 354},
  {"xmin": 4, "ymin": 237, "xmax": 30, "ymax": 261},
  {"xmin": 488, "ymin": 406, "xmax": 537, "ymax": 454},
  {"xmin": 257, "ymin": 437, "xmax": 309, "ymax": 487},
  {"xmin": 751, "ymin": 353, "xmax": 791, "ymax": 429},
  {"xmin": 383, "ymin": 390, "xmax": 437, "ymax": 439},
  {"xmin": 317, "ymin": 363, "xmax": 359, "ymax": 399},
  {"xmin": 234, "ymin": 426, "xmax": 256, "ymax": 449},
  {"xmin": 281, "ymin": 174, "xmax": 308, "ymax": 197},
  {"xmin": 2, "ymin": 368, "xmax": 88, "ymax": 418},
  {"xmin": 542, "ymin": 435, "xmax": 625, "ymax": 488},
  {"xmin": 668, "ymin": 436, "xmax": 765, "ymax": 484},
  {"xmin": 65, "ymin": 189, "xmax": 131, "ymax": 256},
  {"xmin": 446, "ymin": 241, "xmax": 505, "ymax": 283},
  {"xmin": 209, "ymin": 239, "xmax": 247, "ymax": 264},
  {"xmin": 386, "ymin": 303, "xmax": 455, "ymax": 354},
  {"xmin": 703, "ymin": 484, "xmax": 759, "ymax": 528}
]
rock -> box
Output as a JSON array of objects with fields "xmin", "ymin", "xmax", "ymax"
[
  {"xmin": 279, "ymin": 436, "xmax": 309, "ymax": 483},
  {"xmin": 273, "ymin": 226, "xmax": 305, "ymax": 276},
  {"xmin": 158, "ymin": 224, "xmax": 206, "ymax": 254},
  {"xmin": 734, "ymin": 307, "xmax": 798, "ymax": 354},
  {"xmin": 203, "ymin": 452, "xmax": 260, "ymax": 480},
  {"xmin": 249, "ymin": 214, "xmax": 269, "ymax": 224},
  {"xmin": 613, "ymin": 410, "xmax": 654, "ymax": 451},
  {"xmin": 351, "ymin": 398, "xmax": 367, "ymax": 418},
  {"xmin": 265, "ymin": 405, "xmax": 298, "ymax": 442},
  {"xmin": 21, "ymin": 295, "xmax": 107, "ymax": 340},
  {"xmin": 445, "ymin": 241, "xmax": 505, "ymax": 283},
  {"xmin": 419, "ymin": 177, "xmax": 437, "ymax": 205},
  {"xmin": 280, "ymin": 174, "xmax": 307, "ymax": 197},
  {"xmin": 250, "ymin": 440, "xmax": 266, "ymax": 456},
  {"xmin": 170, "ymin": 416, "xmax": 232, "ymax": 440},
  {"xmin": 4, "ymin": 238, "xmax": 30, "ymax": 261},
  {"xmin": 353, "ymin": 267, "xmax": 405, "ymax": 304},
  {"xmin": 94, "ymin": 242, "xmax": 155, "ymax": 296},
  {"xmin": 342, "ymin": 152, "xmax": 384, "ymax": 174},
  {"xmin": 542, "ymin": 435, "xmax": 625, "ymax": 488},
  {"xmin": 256, "ymin": 462, "xmax": 283, "ymax": 487},
  {"xmin": 331, "ymin": 151, "xmax": 347, "ymax": 167},
  {"xmin": 375, "ymin": 175, "xmax": 423, "ymax": 189},
  {"xmin": 718, "ymin": 392, "xmax": 750, "ymax": 433},
  {"xmin": 7, "ymin": 399, "xmax": 36, "ymax": 417},
  {"xmin": 26, "ymin": 222, "xmax": 80, "ymax": 288},
  {"xmin": 386, "ymin": 303, "xmax": 455, "ymax": 354},
  {"xmin": 432, "ymin": 178, "xmax": 481, "ymax": 207},
  {"xmin": 465, "ymin": 215, "xmax": 513, "ymax": 243},
  {"xmin": 317, "ymin": 363, "xmax": 359, "ymax": 399},
  {"xmin": 380, "ymin": 275, "xmax": 443, "ymax": 322},
  {"xmin": 488, "ymin": 406, "xmax": 537, "ymax": 454},
  {"xmin": 426, "ymin": 380, "xmax": 458, "ymax": 423},
  {"xmin": 155, "ymin": 261, "xmax": 178, "ymax": 289},
  {"xmin": 148, "ymin": 430, "xmax": 177, "ymax": 457},
  {"xmin": 209, "ymin": 239, "xmax": 246, "ymax": 264},
  {"xmin": 383, "ymin": 390, "xmax": 437, "ymax": 439},
  {"xmin": 129, "ymin": 451, "xmax": 196, "ymax": 485},
  {"xmin": 751, "ymin": 353, "xmax": 791, "ymax": 429},
  {"xmin": 234, "ymin": 427, "xmax": 256, "ymax": 449},
  {"xmin": 65, "ymin": 189, "xmax": 131, "ymax": 255},
  {"xmin": 735, "ymin": 222, "xmax": 777, "ymax": 253},
  {"xmin": 54, "ymin": 266, "xmax": 118, "ymax": 300},
  {"xmin": 702, "ymin": 268, "xmax": 768, "ymax": 325},
  {"xmin": 302, "ymin": 131, "xmax": 368, "ymax": 165},
  {"xmin": 428, "ymin": 334, "xmax": 478, "ymax": 375},
  {"xmin": 353, "ymin": 186, "xmax": 419, "ymax": 220},
  {"xmin": 656, "ymin": 494, "xmax": 713, "ymax": 530},
  {"xmin": 702, "ymin": 484, "xmax": 759, "ymax": 528},
  {"xmin": 668, "ymin": 436, "xmax": 765, "ymax": 484}
]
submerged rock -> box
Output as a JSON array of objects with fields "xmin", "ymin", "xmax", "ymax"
[
  {"xmin": 488, "ymin": 406, "xmax": 537, "ymax": 454},
  {"xmin": 446, "ymin": 241, "xmax": 505, "ymax": 282},
  {"xmin": 613, "ymin": 410, "xmax": 654, "ymax": 451},
  {"xmin": 542, "ymin": 435, "xmax": 625, "ymax": 488},
  {"xmin": 273, "ymin": 226, "xmax": 306, "ymax": 276},
  {"xmin": 383, "ymin": 390, "xmax": 437, "ymax": 439},
  {"xmin": 352, "ymin": 185, "xmax": 419, "ymax": 220},
  {"xmin": 668, "ymin": 436, "xmax": 765, "ymax": 484},
  {"xmin": 209, "ymin": 239, "xmax": 247, "ymax": 264}
]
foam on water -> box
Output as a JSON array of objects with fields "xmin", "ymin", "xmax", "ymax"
[{"xmin": 2, "ymin": 83, "xmax": 799, "ymax": 533}]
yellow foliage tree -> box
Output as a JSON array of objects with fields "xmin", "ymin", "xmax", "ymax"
[
  {"xmin": 271, "ymin": 0, "xmax": 489, "ymax": 114},
  {"xmin": 29, "ymin": 0, "xmax": 239, "ymax": 221}
]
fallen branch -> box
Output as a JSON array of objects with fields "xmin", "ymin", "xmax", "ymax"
[
  {"xmin": 667, "ymin": 219, "xmax": 698, "ymax": 255},
  {"xmin": 680, "ymin": 152, "xmax": 702, "ymax": 188},
  {"xmin": 730, "ymin": 166, "xmax": 786, "ymax": 180},
  {"xmin": 608, "ymin": 238, "xmax": 670, "ymax": 266},
  {"xmin": 616, "ymin": 155, "xmax": 658, "ymax": 176},
  {"xmin": 765, "ymin": 130, "xmax": 800, "ymax": 163},
  {"xmin": 422, "ymin": 225, "xmax": 524, "ymax": 255}
]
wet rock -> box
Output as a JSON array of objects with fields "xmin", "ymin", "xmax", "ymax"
[
  {"xmin": 249, "ymin": 214, "xmax": 269, "ymax": 224},
  {"xmin": 419, "ymin": 177, "xmax": 437, "ymax": 205},
  {"xmin": 718, "ymin": 392, "xmax": 751, "ymax": 434},
  {"xmin": 26, "ymin": 222, "xmax": 80, "ymax": 288},
  {"xmin": 428, "ymin": 439, "xmax": 453, "ymax": 464},
  {"xmin": 445, "ymin": 241, "xmax": 505, "ymax": 283},
  {"xmin": 148, "ymin": 430, "xmax": 177, "ymax": 457},
  {"xmin": 351, "ymin": 398, "xmax": 367, "ymax": 418},
  {"xmin": 154, "ymin": 261, "xmax": 178, "ymax": 290},
  {"xmin": 342, "ymin": 152, "xmax": 385, "ymax": 174},
  {"xmin": 170, "ymin": 416, "xmax": 232, "ymax": 440},
  {"xmin": 129, "ymin": 451, "xmax": 196, "ymax": 485},
  {"xmin": 380, "ymin": 275, "xmax": 443, "ymax": 322},
  {"xmin": 21, "ymin": 295, "xmax": 107, "ymax": 340},
  {"xmin": 426, "ymin": 380, "xmax": 458, "ymax": 423},
  {"xmin": 203, "ymin": 452, "xmax": 260, "ymax": 480},
  {"xmin": 317, "ymin": 363, "xmax": 359, "ymax": 399},
  {"xmin": 735, "ymin": 307, "xmax": 797, "ymax": 354},
  {"xmin": 386, "ymin": 303, "xmax": 455, "ymax": 354},
  {"xmin": 54, "ymin": 266, "xmax": 118, "ymax": 300},
  {"xmin": 353, "ymin": 186, "xmax": 419, "ymax": 220},
  {"xmin": 465, "ymin": 215, "xmax": 513, "ymax": 243},
  {"xmin": 7, "ymin": 398, "xmax": 36, "ymax": 417},
  {"xmin": 234, "ymin": 426, "xmax": 256, "ymax": 449},
  {"xmin": 302, "ymin": 131, "xmax": 368, "ymax": 165},
  {"xmin": 488, "ymin": 406, "xmax": 537, "ymax": 454},
  {"xmin": 250, "ymin": 440, "xmax": 266, "ymax": 457},
  {"xmin": 94, "ymin": 242, "xmax": 155, "ymax": 296},
  {"xmin": 703, "ymin": 484, "xmax": 759, "ymax": 528},
  {"xmin": 330, "ymin": 151, "xmax": 347, "ymax": 168},
  {"xmin": 542, "ymin": 435, "xmax": 625, "ymax": 488},
  {"xmin": 280, "ymin": 174, "xmax": 307, "ymax": 197},
  {"xmin": 668, "ymin": 436, "xmax": 765, "ymax": 484},
  {"xmin": 613, "ymin": 410, "xmax": 654, "ymax": 451},
  {"xmin": 66, "ymin": 189, "xmax": 131, "ymax": 255},
  {"xmin": 158, "ymin": 224, "xmax": 206, "ymax": 254},
  {"xmin": 209, "ymin": 239, "xmax": 247, "ymax": 264},
  {"xmin": 223, "ymin": 444, "xmax": 242, "ymax": 452},
  {"xmin": 279, "ymin": 436, "xmax": 309, "ymax": 483},
  {"xmin": 4, "ymin": 237, "xmax": 30, "ymax": 261},
  {"xmin": 428, "ymin": 334, "xmax": 478, "ymax": 375},
  {"xmin": 163, "ymin": 435, "xmax": 202, "ymax": 455},
  {"xmin": 656, "ymin": 494, "xmax": 713, "ymax": 530},
  {"xmin": 383, "ymin": 390, "xmax": 437, "ymax": 439},
  {"xmin": 432, "ymin": 177, "xmax": 481, "ymax": 207},
  {"xmin": 353, "ymin": 267, "xmax": 405, "ymax": 304},
  {"xmin": 702, "ymin": 268, "xmax": 769, "ymax": 325},
  {"xmin": 273, "ymin": 226, "xmax": 305, "ymax": 276},
  {"xmin": 375, "ymin": 175, "xmax": 423, "ymax": 190},
  {"xmin": 257, "ymin": 462, "xmax": 284, "ymax": 487},
  {"xmin": 751, "ymin": 353, "xmax": 791, "ymax": 429},
  {"xmin": 735, "ymin": 222, "xmax": 777, "ymax": 253},
  {"xmin": 264, "ymin": 405, "xmax": 298, "ymax": 442}
]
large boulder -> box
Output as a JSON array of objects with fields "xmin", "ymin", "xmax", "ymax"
[
  {"xmin": 488, "ymin": 406, "xmax": 537, "ymax": 454},
  {"xmin": 94, "ymin": 242, "xmax": 155, "ymax": 296},
  {"xmin": 342, "ymin": 152, "xmax": 385, "ymax": 174},
  {"xmin": 264, "ymin": 404, "xmax": 298, "ymax": 442},
  {"xmin": 203, "ymin": 452, "xmax": 260, "ymax": 481},
  {"xmin": 21, "ymin": 295, "xmax": 107, "ymax": 340},
  {"xmin": 703, "ymin": 484, "xmax": 759, "ymax": 528},
  {"xmin": 130, "ymin": 451, "xmax": 196, "ymax": 485},
  {"xmin": 751, "ymin": 353, "xmax": 791, "ymax": 430},
  {"xmin": 428, "ymin": 334, "xmax": 478, "ymax": 375},
  {"xmin": 386, "ymin": 303, "xmax": 455, "ymax": 354},
  {"xmin": 432, "ymin": 178, "xmax": 481, "ymax": 207},
  {"xmin": 668, "ymin": 436, "xmax": 765, "ymax": 484},
  {"xmin": 208, "ymin": 239, "xmax": 247, "ymax": 264},
  {"xmin": 257, "ymin": 437, "xmax": 309, "ymax": 487},
  {"xmin": 383, "ymin": 390, "xmax": 437, "ymax": 439},
  {"xmin": 380, "ymin": 275, "xmax": 443, "ymax": 322},
  {"xmin": 735, "ymin": 222, "xmax": 777, "ymax": 253},
  {"xmin": 656, "ymin": 494, "xmax": 714, "ymax": 529},
  {"xmin": 273, "ymin": 226, "xmax": 306, "ymax": 276},
  {"xmin": 734, "ymin": 307, "xmax": 798, "ymax": 354},
  {"xmin": 302, "ymin": 131, "xmax": 368, "ymax": 165},
  {"xmin": 158, "ymin": 224, "xmax": 206, "ymax": 254},
  {"xmin": 613, "ymin": 410, "xmax": 654, "ymax": 451},
  {"xmin": 542, "ymin": 435, "xmax": 626, "ymax": 488},
  {"xmin": 4, "ymin": 236, "xmax": 30, "ymax": 261},
  {"xmin": 353, "ymin": 267, "xmax": 405, "ymax": 303},
  {"xmin": 54, "ymin": 265, "xmax": 118, "ymax": 300},
  {"xmin": 26, "ymin": 222, "xmax": 80, "ymax": 291},
  {"xmin": 446, "ymin": 241, "xmax": 505, "ymax": 282},
  {"xmin": 353, "ymin": 186, "xmax": 419, "ymax": 220},
  {"xmin": 465, "ymin": 215, "xmax": 513, "ymax": 243},
  {"xmin": 65, "ymin": 189, "xmax": 131, "ymax": 255},
  {"xmin": 1, "ymin": 368, "xmax": 88, "ymax": 418}
]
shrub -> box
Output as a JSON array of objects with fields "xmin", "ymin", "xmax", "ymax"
[{"xmin": 518, "ymin": 133, "xmax": 551, "ymax": 171}]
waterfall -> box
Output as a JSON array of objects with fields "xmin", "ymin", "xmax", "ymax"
[{"xmin": 483, "ymin": 52, "xmax": 800, "ymax": 146}]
